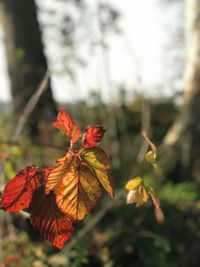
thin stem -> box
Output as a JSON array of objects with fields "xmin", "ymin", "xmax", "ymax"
[{"xmin": 0, "ymin": 72, "xmax": 50, "ymax": 165}]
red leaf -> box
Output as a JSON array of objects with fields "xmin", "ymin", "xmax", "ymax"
[
  {"xmin": 53, "ymin": 111, "xmax": 81, "ymax": 145},
  {"xmin": 30, "ymin": 187, "xmax": 73, "ymax": 249},
  {"xmin": 2, "ymin": 166, "xmax": 38, "ymax": 211},
  {"xmin": 82, "ymin": 126, "xmax": 105, "ymax": 148},
  {"xmin": 2, "ymin": 166, "xmax": 51, "ymax": 212}
]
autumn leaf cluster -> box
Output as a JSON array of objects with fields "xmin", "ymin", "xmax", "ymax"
[
  {"xmin": 125, "ymin": 131, "xmax": 164, "ymax": 224},
  {"xmin": 1, "ymin": 111, "xmax": 114, "ymax": 249}
]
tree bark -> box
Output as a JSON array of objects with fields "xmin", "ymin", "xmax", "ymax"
[
  {"xmin": 0, "ymin": 0, "xmax": 57, "ymax": 136},
  {"xmin": 162, "ymin": 0, "xmax": 200, "ymax": 183}
]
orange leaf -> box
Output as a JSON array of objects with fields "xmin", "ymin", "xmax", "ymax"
[
  {"xmin": 79, "ymin": 147, "xmax": 114, "ymax": 199},
  {"xmin": 45, "ymin": 147, "xmax": 113, "ymax": 220},
  {"xmin": 30, "ymin": 187, "xmax": 73, "ymax": 249},
  {"xmin": 45, "ymin": 151, "xmax": 74, "ymax": 194},
  {"xmin": 2, "ymin": 166, "xmax": 50, "ymax": 212},
  {"xmin": 82, "ymin": 126, "xmax": 105, "ymax": 148},
  {"xmin": 56, "ymin": 164, "xmax": 102, "ymax": 220},
  {"xmin": 53, "ymin": 111, "xmax": 81, "ymax": 145}
]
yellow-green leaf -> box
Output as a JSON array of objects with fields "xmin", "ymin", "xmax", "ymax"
[
  {"xmin": 79, "ymin": 147, "xmax": 114, "ymax": 199},
  {"xmin": 144, "ymin": 150, "xmax": 156, "ymax": 164},
  {"xmin": 125, "ymin": 177, "xmax": 143, "ymax": 190},
  {"xmin": 142, "ymin": 131, "xmax": 157, "ymax": 163},
  {"xmin": 126, "ymin": 178, "xmax": 150, "ymax": 207}
]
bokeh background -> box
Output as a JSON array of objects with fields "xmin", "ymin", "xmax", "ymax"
[{"xmin": 0, "ymin": 0, "xmax": 200, "ymax": 266}]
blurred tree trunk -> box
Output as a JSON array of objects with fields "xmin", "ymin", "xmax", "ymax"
[
  {"xmin": 0, "ymin": 0, "xmax": 57, "ymax": 136},
  {"xmin": 163, "ymin": 0, "xmax": 200, "ymax": 182}
]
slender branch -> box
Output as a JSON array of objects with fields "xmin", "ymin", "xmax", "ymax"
[
  {"xmin": 0, "ymin": 205, "xmax": 31, "ymax": 219},
  {"xmin": 0, "ymin": 72, "xmax": 50, "ymax": 165},
  {"xmin": 11, "ymin": 72, "xmax": 50, "ymax": 143},
  {"xmin": 137, "ymin": 99, "xmax": 151, "ymax": 162}
]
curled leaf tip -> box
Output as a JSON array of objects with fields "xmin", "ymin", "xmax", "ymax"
[
  {"xmin": 142, "ymin": 131, "xmax": 157, "ymax": 163},
  {"xmin": 144, "ymin": 151, "xmax": 157, "ymax": 164}
]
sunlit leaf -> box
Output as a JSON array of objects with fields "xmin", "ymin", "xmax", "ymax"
[
  {"xmin": 53, "ymin": 110, "xmax": 81, "ymax": 145},
  {"xmin": 125, "ymin": 177, "xmax": 143, "ymax": 190},
  {"xmin": 127, "ymin": 190, "xmax": 137, "ymax": 204},
  {"xmin": 2, "ymin": 166, "xmax": 50, "ymax": 212},
  {"xmin": 45, "ymin": 147, "xmax": 113, "ymax": 220},
  {"xmin": 126, "ymin": 186, "xmax": 149, "ymax": 207},
  {"xmin": 30, "ymin": 187, "xmax": 73, "ymax": 249},
  {"xmin": 1, "ymin": 109, "xmax": 115, "ymax": 249},
  {"xmin": 82, "ymin": 125, "xmax": 105, "ymax": 147},
  {"xmin": 56, "ymin": 164, "xmax": 102, "ymax": 220},
  {"xmin": 125, "ymin": 177, "xmax": 149, "ymax": 206},
  {"xmin": 79, "ymin": 147, "xmax": 114, "ymax": 199},
  {"xmin": 128, "ymin": 184, "xmax": 165, "ymax": 224},
  {"xmin": 45, "ymin": 151, "xmax": 74, "ymax": 194}
]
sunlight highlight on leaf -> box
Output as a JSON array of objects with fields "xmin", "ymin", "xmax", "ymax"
[
  {"xmin": 125, "ymin": 177, "xmax": 149, "ymax": 207},
  {"xmin": 45, "ymin": 147, "xmax": 113, "ymax": 220},
  {"xmin": 45, "ymin": 152, "xmax": 74, "ymax": 194},
  {"xmin": 125, "ymin": 176, "xmax": 143, "ymax": 190},
  {"xmin": 56, "ymin": 164, "xmax": 102, "ymax": 220},
  {"xmin": 79, "ymin": 147, "xmax": 114, "ymax": 199},
  {"xmin": 125, "ymin": 176, "xmax": 164, "ymax": 223}
]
